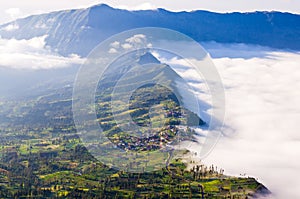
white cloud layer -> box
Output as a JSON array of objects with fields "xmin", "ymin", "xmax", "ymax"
[
  {"xmin": 198, "ymin": 45, "xmax": 300, "ymax": 199},
  {"xmin": 154, "ymin": 43, "xmax": 300, "ymax": 198},
  {"xmin": 2, "ymin": 23, "xmax": 19, "ymax": 31},
  {"xmin": 109, "ymin": 34, "xmax": 152, "ymax": 53},
  {"xmin": 0, "ymin": 36, "xmax": 84, "ymax": 69},
  {"xmin": 202, "ymin": 41, "xmax": 279, "ymax": 59}
]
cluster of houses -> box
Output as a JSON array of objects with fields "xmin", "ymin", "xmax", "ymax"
[
  {"xmin": 107, "ymin": 102, "xmax": 196, "ymax": 152},
  {"xmin": 112, "ymin": 125, "xmax": 180, "ymax": 151}
]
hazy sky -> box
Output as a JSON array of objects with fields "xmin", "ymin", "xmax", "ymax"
[{"xmin": 1, "ymin": 0, "xmax": 300, "ymax": 24}]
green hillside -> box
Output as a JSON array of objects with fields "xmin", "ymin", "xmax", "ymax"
[{"xmin": 0, "ymin": 52, "xmax": 270, "ymax": 198}]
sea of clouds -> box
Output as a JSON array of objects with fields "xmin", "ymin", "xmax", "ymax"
[
  {"xmin": 150, "ymin": 41, "xmax": 300, "ymax": 198},
  {"xmin": 0, "ymin": 35, "xmax": 84, "ymax": 69},
  {"xmin": 202, "ymin": 43, "xmax": 300, "ymax": 199},
  {"xmin": 0, "ymin": 35, "xmax": 299, "ymax": 198}
]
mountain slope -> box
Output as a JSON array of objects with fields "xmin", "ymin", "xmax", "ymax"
[
  {"xmin": 0, "ymin": 50, "xmax": 271, "ymax": 198},
  {"xmin": 0, "ymin": 4, "xmax": 300, "ymax": 56}
]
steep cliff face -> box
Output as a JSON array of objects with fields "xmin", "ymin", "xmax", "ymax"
[{"xmin": 1, "ymin": 4, "xmax": 300, "ymax": 56}]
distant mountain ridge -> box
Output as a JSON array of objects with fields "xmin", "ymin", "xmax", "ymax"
[{"xmin": 0, "ymin": 4, "xmax": 300, "ymax": 56}]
